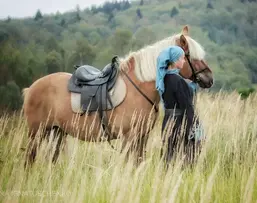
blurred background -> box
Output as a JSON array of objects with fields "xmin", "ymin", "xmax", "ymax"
[{"xmin": 0, "ymin": 0, "xmax": 256, "ymax": 112}]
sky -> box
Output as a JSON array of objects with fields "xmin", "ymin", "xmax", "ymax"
[{"xmin": 0, "ymin": 0, "xmax": 108, "ymax": 19}]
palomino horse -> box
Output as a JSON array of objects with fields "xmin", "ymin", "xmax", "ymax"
[{"xmin": 22, "ymin": 26, "xmax": 213, "ymax": 167}]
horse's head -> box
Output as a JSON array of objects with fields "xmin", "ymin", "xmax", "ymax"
[
  {"xmin": 176, "ymin": 26, "xmax": 214, "ymax": 88},
  {"xmin": 119, "ymin": 25, "xmax": 214, "ymax": 90}
]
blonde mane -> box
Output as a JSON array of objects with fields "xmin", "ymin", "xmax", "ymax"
[{"xmin": 119, "ymin": 33, "xmax": 206, "ymax": 82}]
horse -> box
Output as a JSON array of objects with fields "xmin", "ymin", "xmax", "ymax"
[{"xmin": 22, "ymin": 25, "xmax": 213, "ymax": 167}]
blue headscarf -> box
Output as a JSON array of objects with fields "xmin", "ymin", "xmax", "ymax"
[{"xmin": 156, "ymin": 46, "xmax": 185, "ymax": 99}]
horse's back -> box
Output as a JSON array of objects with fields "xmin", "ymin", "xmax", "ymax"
[{"xmin": 23, "ymin": 72, "xmax": 72, "ymax": 130}]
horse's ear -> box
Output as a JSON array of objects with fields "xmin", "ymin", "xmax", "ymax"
[
  {"xmin": 128, "ymin": 56, "xmax": 135, "ymax": 72},
  {"xmin": 182, "ymin": 25, "xmax": 189, "ymax": 36},
  {"xmin": 180, "ymin": 35, "xmax": 189, "ymax": 53}
]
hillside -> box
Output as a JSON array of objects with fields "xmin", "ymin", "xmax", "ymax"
[{"xmin": 0, "ymin": 0, "xmax": 257, "ymax": 111}]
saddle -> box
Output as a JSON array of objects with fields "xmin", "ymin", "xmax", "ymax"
[{"xmin": 68, "ymin": 56, "xmax": 120, "ymax": 115}]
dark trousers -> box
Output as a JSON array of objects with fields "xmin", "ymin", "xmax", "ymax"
[{"xmin": 160, "ymin": 111, "xmax": 195, "ymax": 165}]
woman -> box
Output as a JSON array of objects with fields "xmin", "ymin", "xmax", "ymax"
[{"xmin": 156, "ymin": 45, "xmax": 197, "ymax": 165}]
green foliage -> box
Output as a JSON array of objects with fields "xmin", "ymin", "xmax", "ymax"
[
  {"xmin": 45, "ymin": 51, "xmax": 63, "ymax": 74},
  {"xmin": 91, "ymin": 0, "xmax": 131, "ymax": 15},
  {"xmin": 207, "ymin": 2, "xmax": 214, "ymax": 9},
  {"xmin": 34, "ymin": 9, "xmax": 43, "ymax": 21},
  {"xmin": 237, "ymin": 87, "xmax": 255, "ymax": 99},
  {"xmin": 111, "ymin": 29, "xmax": 132, "ymax": 56},
  {"xmin": 44, "ymin": 36, "xmax": 61, "ymax": 53},
  {"xmin": 0, "ymin": 0, "xmax": 257, "ymax": 112},
  {"xmin": 136, "ymin": 8, "xmax": 143, "ymax": 19},
  {"xmin": 0, "ymin": 81, "xmax": 21, "ymax": 111},
  {"xmin": 170, "ymin": 7, "xmax": 179, "ymax": 18},
  {"xmin": 131, "ymin": 27, "xmax": 156, "ymax": 49},
  {"xmin": 68, "ymin": 39, "xmax": 96, "ymax": 68},
  {"xmin": 0, "ymin": 40, "xmax": 21, "ymax": 85},
  {"xmin": 60, "ymin": 19, "xmax": 66, "ymax": 27},
  {"xmin": 0, "ymin": 29, "xmax": 9, "ymax": 43}
]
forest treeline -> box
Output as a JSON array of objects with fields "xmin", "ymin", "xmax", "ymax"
[{"xmin": 0, "ymin": 0, "xmax": 256, "ymax": 111}]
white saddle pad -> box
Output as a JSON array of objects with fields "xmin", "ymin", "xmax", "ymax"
[{"xmin": 70, "ymin": 76, "xmax": 127, "ymax": 113}]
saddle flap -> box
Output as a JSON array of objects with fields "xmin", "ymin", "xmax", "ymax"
[
  {"xmin": 70, "ymin": 76, "xmax": 127, "ymax": 113},
  {"xmin": 68, "ymin": 56, "xmax": 121, "ymax": 113}
]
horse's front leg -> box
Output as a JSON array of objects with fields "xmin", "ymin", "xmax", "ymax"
[{"xmin": 121, "ymin": 132, "xmax": 149, "ymax": 166}]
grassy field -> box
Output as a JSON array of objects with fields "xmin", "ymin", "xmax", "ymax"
[{"xmin": 0, "ymin": 92, "xmax": 257, "ymax": 203}]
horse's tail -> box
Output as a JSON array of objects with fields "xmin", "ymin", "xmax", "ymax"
[
  {"xmin": 22, "ymin": 88, "xmax": 30, "ymax": 112},
  {"xmin": 22, "ymin": 88, "xmax": 30, "ymax": 99}
]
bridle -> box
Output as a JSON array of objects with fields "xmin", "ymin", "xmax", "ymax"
[
  {"xmin": 120, "ymin": 68, "xmax": 159, "ymax": 113},
  {"xmin": 184, "ymin": 51, "xmax": 210, "ymax": 83},
  {"xmin": 116, "ymin": 49, "xmax": 211, "ymax": 114}
]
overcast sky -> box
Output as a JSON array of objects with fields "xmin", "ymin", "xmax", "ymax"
[{"xmin": 0, "ymin": 0, "xmax": 108, "ymax": 19}]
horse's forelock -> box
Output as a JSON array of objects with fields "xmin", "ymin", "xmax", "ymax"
[{"xmin": 185, "ymin": 36, "xmax": 206, "ymax": 60}]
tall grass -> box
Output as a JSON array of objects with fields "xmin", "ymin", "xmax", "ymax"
[{"xmin": 0, "ymin": 92, "xmax": 257, "ymax": 203}]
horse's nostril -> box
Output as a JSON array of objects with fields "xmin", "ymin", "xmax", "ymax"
[{"xmin": 208, "ymin": 81, "xmax": 213, "ymax": 87}]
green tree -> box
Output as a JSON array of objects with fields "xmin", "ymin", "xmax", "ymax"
[
  {"xmin": 111, "ymin": 29, "xmax": 132, "ymax": 56},
  {"xmin": 45, "ymin": 51, "xmax": 63, "ymax": 74},
  {"xmin": 132, "ymin": 27, "xmax": 156, "ymax": 49},
  {"xmin": 76, "ymin": 5, "xmax": 81, "ymax": 22},
  {"xmin": 44, "ymin": 36, "xmax": 61, "ymax": 53},
  {"xmin": 69, "ymin": 39, "xmax": 96, "ymax": 67},
  {"xmin": 0, "ymin": 40, "xmax": 21, "ymax": 85},
  {"xmin": 0, "ymin": 81, "xmax": 21, "ymax": 111},
  {"xmin": 6, "ymin": 16, "xmax": 11, "ymax": 23},
  {"xmin": 34, "ymin": 9, "xmax": 43, "ymax": 21},
  {"xmin": 108, "ymin": 12, "xmax": 114, "ymax": 22},
  {"xmin": 207, "ymin": 2, "xmax": 214, "ymax": 9},
  {"xmin": 170, "ymin": 7, "xmax": 179, "ymax": 18},
  {"xmin": 136, "ymin": 8, "xmax": 143, "ymax": 19},
  {"xmin": 88, "ymin": 31, "xmax": 101, "ymax": 45},
  {"xmin": 241, "ymin": 50, "xmax": 257, "ymax": 83},
  {"xmin": 60, "ymin": 19, "xmax": 66, "ymax": 27}
]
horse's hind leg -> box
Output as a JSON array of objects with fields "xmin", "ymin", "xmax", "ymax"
[
  {"xmin": 24, "ymin": 128, "xmax": 41, "ymax": 168},
  {"xmin": 50, "ymin": 126, "xmax": 67, "ymax": 164},
  {"xmin": 24, "ymin": 126, "xmax": 66, "ymax": 168}
]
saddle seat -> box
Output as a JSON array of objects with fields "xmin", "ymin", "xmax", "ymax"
[{"xmin": 74, "ymin": 63, "xmax": 114, "ymax": 83}]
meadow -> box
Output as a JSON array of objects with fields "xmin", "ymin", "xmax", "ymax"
[{"xmin": 0, "ymin": 91, "xmax": 257, "ymax": 203}]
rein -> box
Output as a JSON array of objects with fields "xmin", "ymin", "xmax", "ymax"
[{"xmin": 120, "ymin": 69, "xmax": 159, "ymax": 113}]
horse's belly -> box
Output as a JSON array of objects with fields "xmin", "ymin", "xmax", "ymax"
[{"xmin": 63, "ymin": 123, "xmax": 118, "ymax": 142}]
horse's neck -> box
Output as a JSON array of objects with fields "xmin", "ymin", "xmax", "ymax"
[
  {"xmin": 120, "ymin": 66, "xmax": 160, "ymax": 107},
  {"xmin": 138, "ymin": 80, "xmax": 160, "ymax": 107}
]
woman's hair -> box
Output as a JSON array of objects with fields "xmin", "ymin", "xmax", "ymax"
[{"xmin": 166, "ymin": 61, "xmax": 174, "ymax": 69}]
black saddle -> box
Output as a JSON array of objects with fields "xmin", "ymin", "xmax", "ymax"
[{"xmin": 68, "ymin": 56, "xmax": 119, "ymax": 114}]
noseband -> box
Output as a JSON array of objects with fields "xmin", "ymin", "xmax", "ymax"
[{"xmin": 185, "ymin": 52, "xmax": 209, "ymax": 83}]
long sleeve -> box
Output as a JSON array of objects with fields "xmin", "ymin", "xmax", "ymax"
[
  {"xmin": 162, "ymin": 74, "xmax": 195, "ymax": 136},
  {"xmin": 162, "ymin": 74, "xmax": 194, "ymax": 112},
  {"xmin": 174, "ymin": 79, "xmax": 194, "ymax": 116}
]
